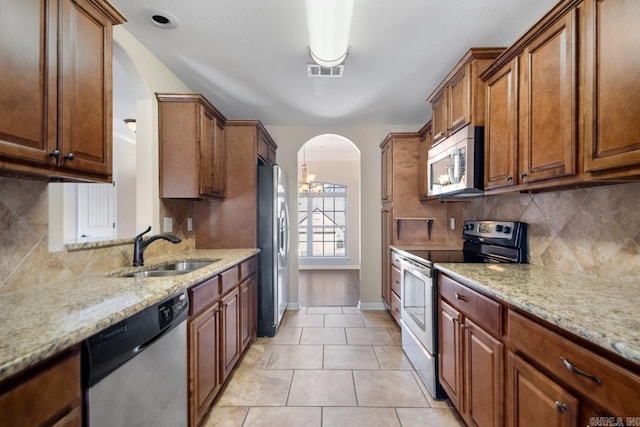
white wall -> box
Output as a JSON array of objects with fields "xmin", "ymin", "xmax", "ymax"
[
  {"xmin": 298, "ymin": 159, "xmax": 360, "ymax": 269},
  {"xmin": 266, "ymin": 124, "xmax": 420, "ymax": 309},
  {"xmin": 112, "ymin": 27, "xmax": 191, "ymax": 234}
]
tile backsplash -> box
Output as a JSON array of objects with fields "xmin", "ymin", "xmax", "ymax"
[
  {"xmin": 463, "ymin": 182, "xmax": 640, "ymax": 282},
  {"xmin": 0, "ymin": 177, "xmax": 195, "ymax": 293}
]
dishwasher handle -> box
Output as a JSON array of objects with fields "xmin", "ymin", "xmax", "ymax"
[{"xmin": 134, "ymin": 324, "xmax": 172, "ymax": 354}]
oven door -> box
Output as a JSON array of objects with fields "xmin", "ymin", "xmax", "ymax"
[{"xmin": 400, "ymin": 259, "xmax": 433, "ymax": 354}]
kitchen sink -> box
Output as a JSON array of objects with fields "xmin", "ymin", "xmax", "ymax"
[
  {"xmin": 154, "ymin": 260, "xmax": 218, "ymax": 271},
  {"xmin": 122, "ymin": 270, "xmax": 189, "ymax": 278},
  {"xmin": 118, "ymin": 259, "xmax": 219, "ymax": 278}
]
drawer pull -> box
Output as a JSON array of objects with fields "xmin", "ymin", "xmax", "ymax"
[
  {"xmin": 455, "ymin": 292, "xmax": 468, "ymax": 302},
  {"xmin": 554, "ymin": 401, "xmax": 569, "ymax": 413},
  {"xmin": 395, "ymin": 307, "xmax": 400, "ymax": 313},
  {"xmin": 395, "ymin": 280, "xmax": 400, "ymax": 284},
  {"xmin": 560, "ymin": 357, "xmax": 602, "ymax": 384}
]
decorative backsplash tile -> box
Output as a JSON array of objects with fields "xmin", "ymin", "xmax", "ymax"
[
  {"xmin": 0, "ymin": 177, "xmax": 195, "ymax": 293},
  {"xmin": 463, "ymin": 182, "xmax": 640, "ymax": 282}
]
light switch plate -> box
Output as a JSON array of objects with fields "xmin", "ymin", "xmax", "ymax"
[
  {"xmin": 163, "ymin": 217, "xmax": 173, "ymax": 233},
  {"xmin": 187, "ymin": 218, "xmax": 193, "ymax": 231}
]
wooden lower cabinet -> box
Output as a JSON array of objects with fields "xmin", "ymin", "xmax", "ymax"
[
  {"xmin": 507, "ymin": 352, "xmax": 578, "ymax": 427},
  {"xmin": 187, "ymin": 256, "xmax": 258, "ymax": 427},
  {"xmin": 465, "ymin": 318, "xmax": 504, "ymax": 427},
  {"xmin": 439, "ymin": 296, "xmax": 503, "ymax": 427},
  {"xmin": 0, "ymin": 348, "xmax": 82, "ymax": 426},
  {"xmin": 188, "ymin": 303, "xmax": 221, "ymax": 427},
  {"xmin": 221, "ymin": 287, "xmax": 240, "ymax": 381}
]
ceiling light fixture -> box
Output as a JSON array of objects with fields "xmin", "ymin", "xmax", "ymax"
[
  {"xmin": 124, "ymin": 119, "xmax": 137, "ymax": 133},
  {"xmin": 306, "ymin": 0, "xmax": 354, "ymax": 68},
  {"xmin": 146, "ymin": 8, "xmax": 179, "ymax": 29}
]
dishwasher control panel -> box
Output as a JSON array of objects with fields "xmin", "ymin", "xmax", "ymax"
[{"xmin": 158, "ymin": 292, "xmax": 188, "ymax": 329}]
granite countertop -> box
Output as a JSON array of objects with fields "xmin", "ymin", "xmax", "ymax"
[
  {"xmin": 435, "ymin": 263, "xmax": 640, "ymax": 366},
  {"xmin": 0, "ymin": 248, "xmax": 259, "ymax": 382}
]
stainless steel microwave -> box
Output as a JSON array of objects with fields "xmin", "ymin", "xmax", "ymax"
[{"xmin": 427, "ymin": 125, "xmax": 484, "ymax": 198}]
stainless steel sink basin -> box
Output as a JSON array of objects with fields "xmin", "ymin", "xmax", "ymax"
[
  {"xmin": 155, "ymin": 260, "xmax": 218, "ymax": 271},
  {"xmin": 118, "ymin": 259, "xmax": 219, "ymax": 278},
  {"xmin": 122, "ymin": 270, "xmax": 189, "ymax": 278}
]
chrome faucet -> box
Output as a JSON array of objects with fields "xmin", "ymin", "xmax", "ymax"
[{"xmin": 132, "ymin": 226, "xmax": 182, "ymax": 266}]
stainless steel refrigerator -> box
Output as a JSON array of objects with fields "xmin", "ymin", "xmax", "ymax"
[{"xmin": 257, "ymin": 163, "xmax": 290, "ymax": 337}]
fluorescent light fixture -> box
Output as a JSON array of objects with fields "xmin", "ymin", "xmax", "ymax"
[{"xmin": 306, "ymin": 0, "xmax": 354, "ymax": 68}]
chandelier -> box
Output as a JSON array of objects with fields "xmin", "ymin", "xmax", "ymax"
[{"xmin": 299, "ymin": 148, "xmax": 323, "ymax": 193}]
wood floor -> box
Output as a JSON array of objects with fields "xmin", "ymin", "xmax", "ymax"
[{"xmin": 298, "ymin": 270, "xmax": 359, "ymax": 307}]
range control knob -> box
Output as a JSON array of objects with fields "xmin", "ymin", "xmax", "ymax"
[
  {"xmin": 503, "ymin": 226, "xmax": 512, "ymax": 234},
  {"xmin": 496, "ymin": 225, "xmax": 503, "ymax": 232}
]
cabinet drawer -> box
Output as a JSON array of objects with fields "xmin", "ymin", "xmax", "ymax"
[
  {"xmin": 390, "ymin": 290, "xmax": 401, "ymax": 322},
  {"xmin": 391, "ymin": 264, "xmax": 402, "ymax": 296},
  {"xmin": 221, "ymin": 265, "xmax": 240, "ymax": 295},
  {"xmin": 188, "ymin": 275, "xmax": 220, "ymax": 316},
  {"xmin": 508, "ymin": 310, "xmax": 640, "ymax": 415},
  {"xmin": 0, "ymin": 351, "xmax": 81, "ymax": 426},
  {"xmin": 391, "ymin": 251, "xmax": 402, "ymax": 268},
  {"xmin": 239, "ymin": 256, "xmax": 257, "ymax": 282},
  {"xmin": 439, "ymin": 274, "xmax": 502, "ymax": 337}
]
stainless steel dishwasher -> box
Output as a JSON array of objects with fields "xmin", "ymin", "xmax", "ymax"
[{"xmin": 83, "ymin": 291, "xmax": 189, "ymax": 427}]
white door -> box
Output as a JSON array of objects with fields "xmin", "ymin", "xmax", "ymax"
[{"xmin": 77, "ymin": 183, "xmax": 116, "ymax": 242}]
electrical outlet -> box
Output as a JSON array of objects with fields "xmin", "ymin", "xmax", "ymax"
[
  {"xmin": 450, "ymin": 218, "xmax": 456, "ymax": 230},
  {"xmin": 187, "ymin": 218, "xmax": 193, "ymax": 231},
  {"xmin": 163, "ymin": 217, "xmax": 173, "ymax": 233}
]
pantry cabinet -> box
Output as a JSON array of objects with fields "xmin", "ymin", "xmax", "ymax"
[
  {"xmin": 157, "ymin": 93, "xmax": 227, "ymax": 199},
  {"xmin": 0, "ymin": 0, "xmax": 124, "ymax": 182},
  {"xmin": 428, "ymin": 48, "xmax": 504, "ymax": 146}
]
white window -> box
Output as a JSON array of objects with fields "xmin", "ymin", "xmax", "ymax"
[{"xmin": 298, "ymin": 183, "xmax": 347, "ymax": 257}]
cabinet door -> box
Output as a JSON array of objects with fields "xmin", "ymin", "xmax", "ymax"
[
  {"xmin": 381, "ymin": 141, "xmax": 392, "ymax": 202},
  {"xmin": 0, "ymin": 0, "xmax": 58, "ymax": 166},
  {"xmin": 449, "ymin": 67, "xmax": 470, "ymax": 135},
  {"xmin": 485, "ymin": 59, "xmax": 518, "ymax": 190},
  {"xmin": 188, "ymin": 303, "xmax": 221, "ymax": 427},
  {"xmin": 249, "ymin": 273, "xmax": 258, "ymax": 338},
  {"xmin": 464, "ymin": 318, "xmax": 504, "ymax": 427},
  {"xmin": 439, "ymin": 299, "xmax": 463, "ymax": 410},
  {"xmin": 583, "ymin": 0, "xmax": 640, "ymax": 173},
  {"xmin": 431, "ymin": 89, "xmax": 449, "ymax": 145},
  {"xmin": 520, "ymin": 11, "xmax": 576, "ymax": 183},
  {"xmin": 240, "ymin": 278, "xmax": 252, "ymax": 351},
  {"xmin": 59, "ymin": 0, "xmax": 112, "ymax": 177},
  {"xmin": 381, "ymin": 205, "xmax": 393, "ymax": 306},
  {"xmin": 507, "ymin": 352, "xmax": 578, "ymax": 427},
  {"xmin": 221, "ymin": 287, "xmax": 240, "ymax": 381},
  {"xmin": 199, "ymin": 107, "xmax": 216, "ymax": 196}
]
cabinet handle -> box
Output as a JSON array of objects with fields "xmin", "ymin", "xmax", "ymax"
[
  {"xmin": 460, "ymin": 324, "xmax": 466, "ymax": 331},
  {"xmin": 455, "ymin": 292, "xmax": 468, "ymax": 302},
  {"xmin": 395, "ymin": 280, "xmax": 400, "ymax": 285},
  {"xmin": 438, "ymin": 131, "xmax": 445, "ymax": 137},
  {"xmin": 560, "ymin": 357, "xmax": 602, "ymax": 384},
  {"xmin": 506, "ymin": 175, "xmax": 513, "ymax": 181},
  {"xmin": 395, "ymin": 307, "xmax": 400, "ymax": 313},
  {"xmin": 519, "ymin": 172, "xmax": 527, "ymax": 179},
  {"xmin": 49, "ymin": 149, "xmax": 60, "ymax": 159},
  {"xmin": 452, "ymin": 317, "xmax": 458, "ymax": 324},
  {"xmin": 64, "ymin": 152, "xmax": 75, "ymax": 161},
  {"xmin": 554, "ymin": 401, "xmax": 569, "ymax": 413}
]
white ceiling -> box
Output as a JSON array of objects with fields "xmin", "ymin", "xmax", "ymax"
[{"xmin": 109, "ymin": 0, "xmax": 558, "ymax": 127}]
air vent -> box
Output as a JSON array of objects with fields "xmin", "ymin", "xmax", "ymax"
[{"xmin": 307, "ymin": 64, "xmax": 344, "ymax": 78}]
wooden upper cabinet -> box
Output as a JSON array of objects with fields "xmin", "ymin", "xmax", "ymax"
[
  {"xmin": 485, "ymin": 59, "xmax": 518, "ymax": 190},
  {"xmin": 583, "ymin": 0, "xmax": 640, "ymax": 174},
  {"xmin": 428, "ymin": 48, "xmax": 504, "ymax": 147},
  {"xmin": 380, "ymin": 138, "xmax": 393, "ymax": 202},
  {"xmin": 519, "ymin": 10, "xmax": 577, "ymax": 184},
  {"xmin": 157, "ymin": 93, "xmax": 227, "ymax": 199},
  {"xmin": 0, "ymin": 0, "xmax": 124, "ymax": 181},
  {"xmin": 418, "ymin": 121, "xmax": 432, "ymax": 200}
]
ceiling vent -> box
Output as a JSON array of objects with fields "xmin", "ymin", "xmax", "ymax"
[{"xmin": 307, "ymin": 64, "xmax": 344, "ymax": 78}]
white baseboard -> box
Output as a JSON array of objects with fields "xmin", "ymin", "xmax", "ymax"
[
  {"xmin": 286, "ymin": 302, "xmax": 302, "ymax": 310},
  {"xmin": 298, "ymin": 265, "xmax": 360, "ymax": 270},
  {"xmin": 357, "ymin": 301, "xmax": 387, "ymax": 310}
]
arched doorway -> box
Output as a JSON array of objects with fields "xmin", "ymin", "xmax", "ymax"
[{"xmin": 296, "ymin": 134, "xmax": 361, "ymax": 307}]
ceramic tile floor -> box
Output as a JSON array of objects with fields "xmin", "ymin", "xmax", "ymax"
[{"xmin": 203, "ymin": 307, "xmax": 465, "ymax": 427}]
